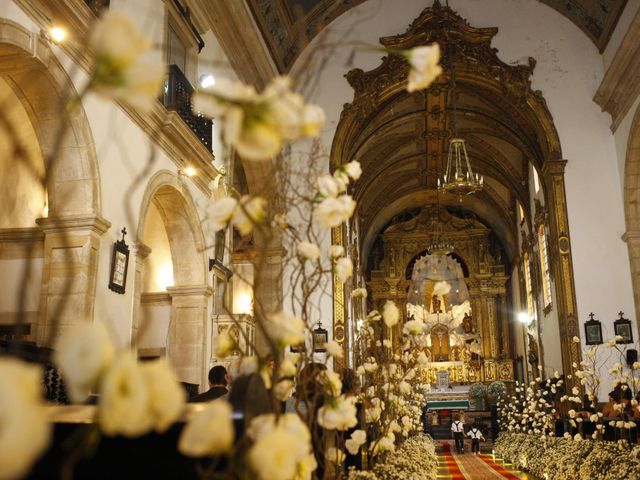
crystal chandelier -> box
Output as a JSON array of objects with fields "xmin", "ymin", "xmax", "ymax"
[{"xmin": 437, "ymin": 32, "xmax": 483, "ymax": 200}]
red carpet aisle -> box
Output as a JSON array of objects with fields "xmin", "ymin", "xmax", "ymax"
[{"xmin": 437, "ymin": 441, "xmax": 533, "ymax": 479}]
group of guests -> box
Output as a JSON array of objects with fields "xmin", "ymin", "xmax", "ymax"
[{"xmin": 601, "ymin": 386, "xmax": 640, "ymax": 419}]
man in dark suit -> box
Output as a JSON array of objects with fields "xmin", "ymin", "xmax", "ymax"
[{"xmin": 191, "ymin": 365, "xmax": 229, "ymax": 402}]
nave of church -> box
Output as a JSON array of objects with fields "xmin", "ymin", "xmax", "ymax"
[{"xmin": 1, "ymin": 0, "xmax": 640, "ymax": 479}]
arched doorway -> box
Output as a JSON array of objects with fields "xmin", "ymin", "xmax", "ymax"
[
  {"xmin": 135, "ymin": 171, "xmax": 209, "ymax": 387},
  {"xmin": 0, "ymin": 19, "xmax": 104, "ymax": 346}
]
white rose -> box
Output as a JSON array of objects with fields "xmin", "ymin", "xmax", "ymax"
[
  {"xmin": 343, "ymin": 161, "xmax": 362, "ymax": 181},
  {"xmin": 322, "ymin": 370, "xmax": 343, "ymax": 397},
  {"xmin": 329, "ymin": 245, "xmax": 345, "ymax": 259},
  {"xmin": 273, "ymin": 380, "xmax": 294, "ymax": 401},
  {"xmin": 206, "ymin": 196, "xmax": 237, "ymax": 232},
  {"xmin": 417, "ymin": 351, "xmax": 429, "ymax": 365},
  {"xmin": 335, "ymin": 257, "xmax": 353, "ymax": 282},
  {"xmin": 572, "ymin": 336, "xmax": 580, "ymax": 343},
  {"xmin": 345, "ymin": 430, "xmax": 367, "ymax": 455},
  {"xmin": 351, "ymin": 287, "xmax": 368, "ymax": 299},
  {"xmin": 325, "ymin": 340, "xmax": 343, "ymax": 358},
  {"xmin": 405, "ymin": 44, "xmax": 442, "ymax": 93},
  {"xmin": 233, "ymin": 195, "xmax": 266, "ymax": 236},
  {"xmin": 366, "ymin": 310, "xmax": 382, "ymax": 322},
  {"xmin": 403, "ymin": 319, "xmax": 425, "ymax": 335},
  {"xmin": 382, "ymin": 300, "xmax": 400, "ymax": 328},
  {"xmin": 0, "ymin": 359, "xmax": 51, "ymax": 480},
  {"xmin": 99, "ymin": 352, "xmax": 153, "ymax": 437},
  {"xmin": 279, "ymin": 354, "xmax": 299, "ymax": 377},
  {"xmin": 54, "ymin": 321, "xmax": 114, "ymax": 402},
  {"xmin": 265, "ymin": 311, "xmax": 306, "ymax": 346},
  {"xmin": 89, "ymin": 11, "xmax": 166, "ymax": 112},
  {"xmin": 399, "ymin": 381, "xmax": 411, "ymax": 395},
  {"xmin": 142, "ymin": 358, "xmax": 186, "ymax": 433},
  {"xmin": 240, "ymin": 356, "xmax": 259, "ymax": 376},
  {"xmin": 313, "ymin": 195, "xmax": 356, "ymax": 228},
  {"xmin": 317, "ymin": 395, "xmax": 358, "ymax": 430},
  {"xmin": 297, "ymin": 241, "xmax": 320, "ymax": 261},
  {"xmin": 372, "ymin": 432, "xmax": 396, "ymax": 455},
  {"xmin": 179, "ymin": 399, "xmax": 234, "ymax": 456},
  {"xmin": 317, "ymin": 175, "xmax": 339, "ymax": 198}
]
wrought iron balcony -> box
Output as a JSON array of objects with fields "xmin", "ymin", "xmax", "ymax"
[
  {"xmin": 84, "ymin": 0, "xmax": 110, "ymax": 15},
  {"xmin": 162, "ymin": 64, "xmax": 213, "ymax": 152}
]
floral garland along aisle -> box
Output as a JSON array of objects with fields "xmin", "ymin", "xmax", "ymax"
[{"xmin": 0, "ymin": 9, "xmax": 444, "ymax": 480}]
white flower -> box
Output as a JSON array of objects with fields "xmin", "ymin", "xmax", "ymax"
[
  {"xmin": 317, "ymin": 175, "xmax": 339, "ymax": 198},
  {"xmin": 405, "ymin": 44, "xmax": 442, "ymax": 93},
  {"xmin": 207, "ymin": 196, "xmax": 237, "ymax": 232},
  {"xmin": 322, "ymin": 370, "xmax": 343, "ymax": 397},
  {"xmin": 273, "ymin": 380, "xmax": 294, "ymax": 401},
  {"xmin": 372, "ymin": 432, "xmax": 396, "ymax": 455},
  {"xmin": 248, "ymin": 414, "xmax": 315, "ymax": 480},
  {"xmin": 343, "ymin": 161, "xmax": 362, "ymax": 181},
  {"xmin": 345, "ymin": 430, "xmax": 367, "ymax": 455},
  {"xmin": 382, "ymin": 339, "xmax": 392, "ymax": 348},
  {"xmin": 325, "ymin": 340, "xmax": 343, "ymax": 358},
  {"xmin": 301, "ymin": 104, "xmax": 325, "ymax": 137},
  {"xmin": 329, "ymin": 245, "xmax": 345, "ymax": 259},
  {"xmin": 403, "ymin": 319, "xmax": 425, "ymax": 335},
  {"xmin": 325, "ymin": 447, "xmax": 345, "ymax": 465},
  {"xmin": 142, "ymin": 358, "xmax": 186, "ymax": 433},
  {"xmin": 399, "ymin": 381, "xmax": 411, "ymax": 395},
  {"xmin": 194, "ymin": 76, "xmax": 324, "ymax": 161},
  {"xmin": 279, "ymin": 354, "xmax": 299, "ymax": 377},
  {"xmin": 572, "ymin": 336, "xmax": 580, "ymax": 343},
  {"xmin": 215, "ymin": 329, "xmax": 235, "ymax": 358},
  {"xmin": 366, "ymin": 310, "xmax": 382, "ymax": 322},
  {"xmin": 179, "ymin": 400, "xmax": 234, "ymax": 456},
  {"xmin": 233, "ymin": 195, "xmax": 266, "ymax": 236},
  {"xmin": 351, "ymin": 287, "xmax": 368, "ymax": 299},
  {"xmin": 335, "ymin": 257, "xmax": 353, "ymax": 282},
  {"xmin": 317, "ymin": 395, "xmax": 358, "ymax": 430},
  {"xmin": 89, "ymin": 11, "xmax": 166, "ymax": 112},
  {"xmin": 313, "ymin": 195, "xmax": 356, "ymax": 228},
  {"xmin": 240, "ymin": 356, "xmax": 259, "ymax": 376},
  {"xmin": 54, "ymin": 321, "xmax": 114, "ymax": 402},
  {"xmin": 0, "ymin": 359, "xmax": 51, "ymax": 480},
  {"xmin": 382, "ymin": 300, "xmax": 400, "ymax": 328},
  {"xmin": 265, "ymin": 311, "xmax": 306, "ymax": 346},
  {"xmin": 99, "ymin": 352, "xmax": 153, "ymax": 437},
  {"xmin": 574, "ymin": 433, "xmax": 582, "ymax": 441},
  {"xmin": 417, "ymin": 351, "xmax": 429, "ymax": 365},
  {"xmin": 297, "ymin": 241, "xmax": 320, "ymax": 261}
]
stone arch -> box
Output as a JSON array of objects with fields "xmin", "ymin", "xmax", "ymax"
[
  {"xmin": 135, "ymin": 170, "xmax": 210, "ymax": 385},
  {"xmin": 0, "ymin": 18, "xmax": 101, "ymax": 217},
  {"xmin": 0, "ymin": 19, "xmax": 104, "ymax": 345},
  {"xmin": 623, "ymin": 104, "xmax": 640, "ymax": 330}
]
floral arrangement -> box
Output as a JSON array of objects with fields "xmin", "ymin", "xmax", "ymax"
[
  {"xmin": 495, "ymin": 432, "xmax": 640, "ymax": 480},
  {"xmin": 0, "ymin": 7, "xmax": 444, "ymax": 480},
  {"xmin": 347, "ymin": 435, "xmax": 438, "ymax": 480},
  {"xmin": 488, "ymin": 381, "xmax": 506, "ymax": 400},
  {"xmin": 468, "ymin": 382, "xmax": 488, "ymax": 398}
]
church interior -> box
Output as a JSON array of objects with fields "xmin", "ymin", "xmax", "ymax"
[{"xmin": 1, "ymin": 0, "xmax": 640, "ymax": 479}]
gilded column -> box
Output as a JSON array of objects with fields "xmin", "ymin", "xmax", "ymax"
[
  {"xmin": 332, "ymin": 224, "xmax": 347, "ymax": 371},
  {"xmin": 541, "ymin": 159, "xmax": 581, "ymax": 387}
]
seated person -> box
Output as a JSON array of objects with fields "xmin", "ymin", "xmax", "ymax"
[{"xmin": 191, "ymin": 365, "xmax": 229, "ymax": 402}]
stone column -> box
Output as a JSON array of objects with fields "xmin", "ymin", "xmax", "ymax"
[
  {"xmin": 35, "ymin": 214, "xmax": 110, "ymax": 346},
  {"xmin": 131, "ymin": 242, "xmax": 152, "ymax": 347},
  {"xmin": 541, "ymin": 159, "xmax": 582, "ymax": 387},
  {"xmin": 253, "ymin": 247, "xmax": 284, "ymax": 356},
  {"xmin": 167, "ymin": 285, "xmax": 212, "ymax": 387}
]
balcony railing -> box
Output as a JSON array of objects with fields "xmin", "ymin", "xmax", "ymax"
[
  {"xmin": 162, "ymin": 64, "xmax": 213, "ymax": 152},
  {"xmin": 84, "ymin": 0, "xmax": 110, "ymax": 15}
]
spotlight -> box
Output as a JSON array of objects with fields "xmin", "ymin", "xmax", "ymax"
[
  {"xmin": 183, "ymin": 166, "xmax": 197, "ymax": 177},
  {"xmin": 518, "ymin": 312, "xmax": 530, "ymax": 324},
  {"xmin": 199, "ymin": 74, "xmax": 215, "ymax": 89},
  {"xmin": 49, "ymin": 26, "xmax": 66, "ymax": 43}
]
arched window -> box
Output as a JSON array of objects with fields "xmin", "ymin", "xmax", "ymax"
[
  {"xmin": 523, "ymin": 253, "xmax": 534, "ymax": 319},
  {"xmin": 538, "ymin": 225, "xmax": 552, "ymax": 308}
]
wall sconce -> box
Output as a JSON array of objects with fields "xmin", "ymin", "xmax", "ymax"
[
  {"xmin": 236, "ymin": 292, "xmax": 253, "ymax": 316},
  {"xmin": 49, "ymin": 26, "xmax": 66, "ymax": 43}
]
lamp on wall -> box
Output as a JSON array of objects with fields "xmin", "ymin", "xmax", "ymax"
[{"xmin": 312, "ymin": 321, "xmax": 328, "ymax": 353}]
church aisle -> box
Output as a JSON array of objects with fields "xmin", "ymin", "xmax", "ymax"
[{"xmin": 436, "ymin": 441, "xmax": 534, "ymax": 480}]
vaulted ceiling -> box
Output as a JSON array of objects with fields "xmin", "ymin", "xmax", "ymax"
[{"xmin": 246, "ymin": 0, "xmax": 628, "ymax": 72}]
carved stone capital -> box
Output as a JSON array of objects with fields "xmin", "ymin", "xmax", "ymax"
[
  {"xmin": 36, "ymin": 214, "xmax": 111, "ymax": 235},
  {"xmin": 541, "ymin": 159, "xmax": 568, "ymax": 177},
  {"xmin": 167, "ymin": 285, "xmax": 213, "ymax": 298}
]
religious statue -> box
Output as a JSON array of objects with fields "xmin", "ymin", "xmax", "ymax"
[
  {"xmin": 462, "ymin": 313, "xmax": 473, "ymax": 333},
  {"xmin": 431, "ymin": 295, "xmax": 442, "ymax": 314},
  {"xmin": 430, "ymin": 323, "xmax": 450, "ymax": 361},
  {"xmin": 527, "ymin": 333, "xmax": 539, "ymax": 366}
]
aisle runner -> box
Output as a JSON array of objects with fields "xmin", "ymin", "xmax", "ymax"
[{"xmin": 439, "ymin": 442, "xmax": 525, "ymax": 479}]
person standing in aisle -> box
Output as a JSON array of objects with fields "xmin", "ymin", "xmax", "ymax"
[{"xmin": 451, "ymin": 413, "xmax": 465, "ymax": 454}]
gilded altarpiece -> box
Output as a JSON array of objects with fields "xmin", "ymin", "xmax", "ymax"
[{"xmin": 366, "ymin": 206, "xmax": 514, "ymax": 384}]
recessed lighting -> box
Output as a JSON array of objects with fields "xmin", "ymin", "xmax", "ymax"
[
  {"xmin": 199, "ymin": 74, "xmax": 215, "ymax": 88},
  {"xmin": 50, "ymin": 26, "xmax": 66, "ymax": 43}
]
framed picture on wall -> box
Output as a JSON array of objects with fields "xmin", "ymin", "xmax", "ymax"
[
  {"xmin": 614, "ymin": 312, "xmax": 633, "ymax": 344},
  {"xmin": 108, "ymin": 228, "xmax": 130, "ymax": 295},
  {"xmin": 312, "ymin": 324, "xmax": 328, "ymax": 353},
  {"xmin": 584, "ymin": 313, "xmax": 603, "ymax": 345}
]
